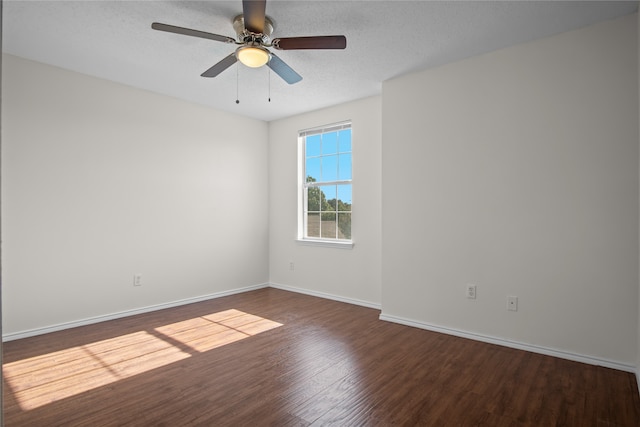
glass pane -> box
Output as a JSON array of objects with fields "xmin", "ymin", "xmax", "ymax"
[
  {"xmin": 338, "ymin": 153, "xmax": 352, "ymax": 180},
  {"xmin": 306, "ymin": 213, "xmax": 320, "ymax": 238},
  {"xmin": 319, "ymin": 185, "xmax": 336, "ymax": 212},
  {"xmin": 337, "ymin": 184, "xmax": 352, "ymax": 210},
  {"xmin": 338, "ymin": 129, "xmax": 351, "ymax": 153},
  {"xmin": 321, "ymin": 212, "xmax": 337, "ymax": 239},
  {"xmin": 321, "ymin": 155, "xmax": 338, "ymax": 182},
  {"xmin": 305, "ymin": 157, "xmax": 320, "ymax": 183},
  {"xmin": 337, "ymin": 212, "xmax": 351, "ymax": 239},
  {"xmin": 306, "ymin": 134, "xmax": 321, "ymax": 157},
  {"xmin": 322, "ymin": 132, "xmax": 338, "ymax": 155},
  {"xmin": 307, "ymin": 187, "xmax": 321, "ymax": 212}
]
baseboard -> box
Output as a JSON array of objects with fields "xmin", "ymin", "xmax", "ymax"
[
  {"xmin": 4, "ymin": 283, "xmax": 635, "ymax": 377},
  {"xmin": 2, "ymin": 283, "xmax": 270, "ymax": 342},
  {"xmin": 269, "ymin": 282, "xmax": 381, "ymax": 310},
  {"xmin": 379, "ymin": 312, "xmax": 636, "ymax": 374}
]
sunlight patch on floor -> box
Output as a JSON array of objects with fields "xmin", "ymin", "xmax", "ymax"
[
  {"xmin": 156, "ymin": 309, "xmax": 283, "ymax": 352},
  {"xmin": 3, "ymin": 310, "xmax": 283, "ymax": 410}
]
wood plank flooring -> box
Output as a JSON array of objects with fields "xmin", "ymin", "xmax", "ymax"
[{"xmin": 3, "ymin": 288, "xmax": 640, "ymax": 426}]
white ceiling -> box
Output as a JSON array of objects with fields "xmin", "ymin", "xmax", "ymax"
[{"xmin": 3, "ymin": 1, "xmax": 638, "ymax": 122}]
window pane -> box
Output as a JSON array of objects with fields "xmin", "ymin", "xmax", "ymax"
[
  {"xmin": 306, "ymin": 134, "xmax": 321, "ymax": 157},
  {"xmin": 338, "ymin": 153, "xmax": 352, "ymax": 180},
  {"xmin": 321, "ymin": 155, "xmax": 338, "ymax": 182},
  {"xmin": 306, "ymin": 213, "xmax": 320, "ymax": 238},
  {"xmin": 322, "ymin": 132, "xmax": 338, "ymax": 155},
  {"xmin": 319, "ymin": 185, "xmax": 336, "ymax": 212},
  {"xmin": 337, "ymin": 184, "xmax": 352, "ymax": 209},
  {"xmin": 306, "ymin": 157, "xmax": 320, "ymax": 183},
  {"xmin": 307, "ymin": 187, "xmax": 321, "ymax": 212},
  {"xmin": 300, "ymin": 123, "xmax": 351, "ymax": 242},
  {"xmin": 321, "ymin": 212, "xmax": 337, "ymax": 239},
  {"xmin": 337, "ymin": 212, "xmax": 351, "ymax": 239},
  {"xmin": 338, "ymin": 129, "xmax": 351, "ymax": 153}
]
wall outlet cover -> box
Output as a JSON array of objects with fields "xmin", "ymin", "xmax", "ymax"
[{"xmin": 466, "ymin": 284, "xmax": 476, "ymax": 299}]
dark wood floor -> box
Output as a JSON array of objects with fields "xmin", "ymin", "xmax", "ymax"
[{"xmin": 3, "ymin": 288, "xmax": 640, "ymax": 426}]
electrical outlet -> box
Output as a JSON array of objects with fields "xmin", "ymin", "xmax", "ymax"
[
  {"xmin": 289, "ymin": 262, "xmax": 295, "ymax": 271},
  {"xmin": 134, "ymin": 274, "xmax": 142, "ymax": 287},
  {"xmin": 466, "ymin": 284, "xmax": 476, "ymax": 299},
  {"xmin": 507, "ymin": 296, "xmax": 518, "ymax": 311}
]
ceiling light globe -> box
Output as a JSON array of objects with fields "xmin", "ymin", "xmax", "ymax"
[{"xmin": 237, "ymin": 46, "xmax": 270, "ymax": 68}]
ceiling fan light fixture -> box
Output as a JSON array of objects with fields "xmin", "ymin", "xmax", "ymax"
[
  {"xmin": 152, "ymin": 0, "xmax": 347, "ymax": 84},
  {"xmin": 236, "ymin": 46, "xmax": 270, "ymax": 68}
]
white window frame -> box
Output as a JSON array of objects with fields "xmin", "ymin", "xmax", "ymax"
[{"xmin": 297, "ymin": 121, "xmax": 353, "ymax": 249}]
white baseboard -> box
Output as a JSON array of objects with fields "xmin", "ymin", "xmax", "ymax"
[
  {"xmin": 269, "ymin": 282, "xmax": 381, "ymax": 310},
  {"xmin": 4, "ymin": 283, "xmax": 636, "ymax": 378},
  {"xmin": 2, "ymin": 283, "xmax": 270, "ymax": 342},
  {"xmin": 379, "ymin": 312, "xmax": 636, "ymax": 374}
]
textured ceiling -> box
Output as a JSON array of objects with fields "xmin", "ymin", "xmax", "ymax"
[{"xmin": 3, "ymin": 1, "xmax": 638, "ymax": 122}]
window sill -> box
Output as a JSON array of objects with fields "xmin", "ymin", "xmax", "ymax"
[{"xmin": 296, "ymin": 239, "xmax": 354, "ymax": 249}]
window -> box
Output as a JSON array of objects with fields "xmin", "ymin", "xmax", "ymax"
[{"xmin": 299, "ymin": 122, "xmax": 352, "ymax": 246}]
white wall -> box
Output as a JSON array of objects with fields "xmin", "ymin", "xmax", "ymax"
[
  {"xmin": 1, "ymin": 5, "xmax": 5, "ymax": 424},
  {"xmin": 381, "ymin": 14, "xmax": 638, "ymax": 367},
  {"xmin": 637, "ymin": 8, "xmax": 640, "ymax": 387},
  {"xmin": 269, "ymin": 96, "xmax": 382, "ymax": 307},
  {"xmin": 2, "ymin": 55, "xmax": 269, "ymax": 336}
]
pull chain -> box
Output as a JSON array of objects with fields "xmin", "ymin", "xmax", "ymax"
[
  {"xmin": 268, "ymin": 68, "xmax": 271, "ymax": 103},
  {"xmin": 235, "ymin": 63, "xmax": 240, "ymax": 104}
]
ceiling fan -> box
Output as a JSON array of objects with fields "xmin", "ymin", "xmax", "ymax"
[{"xmin": 152, "ymin": 0, "xmax": 347, "ymax": 85}]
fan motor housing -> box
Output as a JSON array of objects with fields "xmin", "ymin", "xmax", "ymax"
[{"xmin": 233, "ymin": 15, "xmax": 274, "ymax": 44}]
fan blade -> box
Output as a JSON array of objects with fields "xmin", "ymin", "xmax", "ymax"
[
  {"xmin": 272, "ymin": 36, "xmax": 346, "ymax": 50},
  {"xmin": 242, "ymin": 0, "xmax": 266, "ymax": 34},
  {"xmin": 201, "ymin": 53, "xmax": 238, "ymax": 78},
  {"xmin": 267, "ymin": 53, "xmax": 302, "ymax": 85},
  {"xmin": 152, "ymin": 22, "xmax": 235, "ymax": 44}
]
